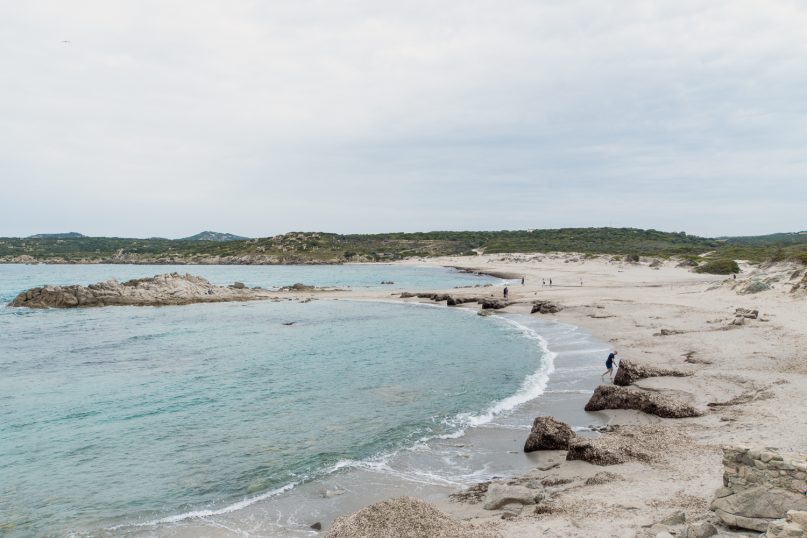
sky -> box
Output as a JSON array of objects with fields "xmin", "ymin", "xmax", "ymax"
[{"xmin": 1, "ymin": 1, "xmax": 805, "ymax": 239}]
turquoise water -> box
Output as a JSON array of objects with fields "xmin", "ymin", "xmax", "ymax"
[{"xmin": 0, "ymin": 265, "xmax": 547, "ymax": 537}]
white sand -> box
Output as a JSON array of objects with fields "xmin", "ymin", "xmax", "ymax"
[{"xmin": 317, "ymin": 253, "xmax": 807, "ymax": 537}]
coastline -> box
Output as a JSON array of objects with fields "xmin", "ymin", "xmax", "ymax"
[
  {"xmin": 325, "ymin": 253, "xmax": 807, "ymax": 536},
  {"xmin": 5, "ymin": 254, "xmax": 806, "ymax": 536}
]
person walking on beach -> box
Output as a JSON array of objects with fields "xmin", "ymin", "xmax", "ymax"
[
  {"xmin": 503, "ymin": 286, "xmax": 509, "ymax": 300},
  {"xmin": 601, "ymin": 351, "xmax": 619, "ymax": 382},
  {"xmin": 521, "ymin": 276, "xmax": 525, "ymax": 285},
  {"xmin": 549, "ymin": 278, "xmax": 552, "ymax": 287}
]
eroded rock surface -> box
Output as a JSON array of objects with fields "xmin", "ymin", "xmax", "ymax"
[
  {"xmin": 612, "ymin": 359, "xmax": 692, "ymax": 386},
  {"xmin": 711, "ymin": 446, "xmax": 807, "ymax": 532},
  {"xmin": 9, "ymin": 273, "xmax": 274, "ymax": 308},
  {"xmin": 325, "ymin": 496, "xmax": 501, "ymax": 538},
  {"xmin": 523, "ymin": 416, "xmax": 575, "ymax": 452},
  {"xmin": 584, "ymin": 385, "xmax": 702, "ymax": 418}
]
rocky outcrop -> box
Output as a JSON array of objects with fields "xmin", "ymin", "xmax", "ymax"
[
  {"xmin": 530, "ymin": 300, "xmax": 562, "ymax": 314},
  {"xmin": 523, "ymin": 416, "xmax": 575, "ymax": 452},
  {"xmin": 9, "ymin": 273, "xmax": 275, "ymax": 308},
  {"xmin": 446, "ymin": 296, "xmax": 480, "ymax": 306},
  {"xmin": 325, "ymin": 497, "xmax": 501, "ymax": 538},
  {"xmin": 612, "ymin": 359, "xmax": 692, "ymax": 386},
  {"xmin": 480, "ymin": 298, "xmax": 510, "ymax": 310},
  {"xmin": 584, "ymin": 385, "xmax": 702, "ymax": 418},
  {"xmin": 711, "ymin": 446, "xmax": 807, "ymax": 532}
]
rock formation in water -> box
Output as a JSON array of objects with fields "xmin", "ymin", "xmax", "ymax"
[{"xmin": 9, "ymin": 273, "xmax": 275, "ymax": 308}]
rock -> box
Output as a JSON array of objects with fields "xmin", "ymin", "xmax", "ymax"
[
  {"xmin": 8, "ymin": 273, "xmax": 273, "ymax": 308},
  {"xmin": 712, "ymin": 486, "xmax": 807, "ymax": 532},
  {"xmin": 325, "ymin": 497, "xmax": 501, "ymax": 538},
  {"xmin": 310, "ymin": 522, "xmax": 322, "ymax": 531},
  {"xmin": 790, "ymin": 512, "xmax": 807, "ymax": 528},
  {"xmin": 231, "ymin": 281, "xmax": 246, "ymax": 289},
  {"xmin": 566, "ymin": 438, "xmax": 627, "ymax": 465},
  {"xmin": 324, "ymin": 488, "xmax": 346, "ymax": 498},
  {"xmin": 613, "ymin": 359, "xmax": 692, "ymax": 386},
  {"xmin": 530, "ymin": 300, "xmax": 562, "ymax": 314},
  {"xmin": 446, "ymin": 296, "xmax": 479, "ymax": 306},
  {"xmin": 483, "ymin": 484, "xmax": 542, "ymax": 510},
  {"xmin": 523, "ymin": 416, "xmax": 576, "ymax": 452},
  {"xmin": 584, "ymin": 385, "xmax": 702, "ymax": 418},
  {"xmin": 585, "ymin": 471, "xmax": 622, "ymax": 485},
  {"xmin": 481, "ymin": 299, "xmax": 509, "ymax": 310},
  {"xmin": 399, "ymin": 292, "xmax": 416, "ymax": 298},
  {"xmin": 735, "ymin": 308, "xmax": 759, "ymax": 319},
  {"xmin": 655, "ymin": 328, "xmax": 685, "ymax": 336},
  {"xmin": 685, "ymin": 522, "xmax": 718, "ymax": 538},
  {"xmin": 660, "ymin": 511, "xmax": 686, "ymax": 526},
  {"xmin": 765, "ymin": 517, "xmax": 807, "ymax": 538}
]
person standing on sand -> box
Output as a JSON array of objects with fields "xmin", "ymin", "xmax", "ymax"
[
  {"xmin": 549, "ymin": 278, "xmax": 552, "ymax": 287},
  {"xmin": 503, "ymin": 286, "xmax": 509, "ymax": 300},
  {"xmin": 601, "ymin": 351, "xmax": 619, "ymax": 382},
  {"xmin": 521, "ymin": 276, "xmax": 525, "ymax": 285}
]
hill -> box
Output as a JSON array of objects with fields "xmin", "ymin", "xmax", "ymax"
[
  {"xmin": 182, "ymin": 231, "xmax": 248, "ymax": 242},
  {"xmin": 26, "ymin": 232, "xmax": 86, "ymax": 239},
  {"xmin": 0, "ymin": 228, "xmax": 804, "ymax": 266}
]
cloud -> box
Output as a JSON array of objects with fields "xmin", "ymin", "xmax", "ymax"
[{"xmin": 0, "ymin": 0, "xmax": 805, "ymax": 237}]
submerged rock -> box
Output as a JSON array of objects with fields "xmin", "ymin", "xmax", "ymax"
[
  {"xmin": 9, "ymin": 273, "xmax": 274, "ymax": 308},
  {"xmin": 584, "ymin": 385, "xmax": 702, "ymax": 418}
]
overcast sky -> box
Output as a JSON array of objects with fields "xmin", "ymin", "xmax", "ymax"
[{"xmin": 1, "ymin": 1, "xmax": 805, "ymax": 238}]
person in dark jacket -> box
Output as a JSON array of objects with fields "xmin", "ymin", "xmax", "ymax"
[{"xmin": 601, "ymin": 351, "xmax": 619, "ymax": 382}]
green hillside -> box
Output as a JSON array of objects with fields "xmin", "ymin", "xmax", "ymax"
[{"xmin": 0, "ymin": 228, "xmax": 804, "ymax": 265}]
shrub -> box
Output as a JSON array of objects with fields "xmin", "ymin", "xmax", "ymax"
[{"xmin": 696, "ymin": 259, "xmax": 739, "ymax": 275}]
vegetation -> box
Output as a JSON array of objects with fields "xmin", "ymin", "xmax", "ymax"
[
  {"xmin": 0, "ymin": 228, "xmax": 805, "ymax": 265},
  {"xmin": 695, "ymin": 259, "xmax": 740, "ymax": 275}
]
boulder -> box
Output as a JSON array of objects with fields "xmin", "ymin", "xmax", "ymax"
[
  {"xmin": 613, "ymin": 360, "xmax": 692, "ymax": 387},
  {"xmin": 523, "ymin": 416, "xmax": 576, "ymax": 452},
  {"xmin": 531, "ymin": 300, "xmax": 562, "ymax": 314},
  {"xmin": 712, "ymin": 487, "xmax": 807, "ymax": 532},
  {"xmin": 735, "ymin": 308, "xmax": 759, "ymax": 319},
  {"xmin": 584, "ymin": 385, "xmax": 702, "ymax": 418},
  {"xmin": 480, "ymin": 299, "xmax": 509, "ymax": 310},
  {"xmin": 326, "ymin": 497, "xmax": 501, "ymax": 538},
  {"xmin": 483, "ymin": 484, "xmax": 543, "ymax": 510}
]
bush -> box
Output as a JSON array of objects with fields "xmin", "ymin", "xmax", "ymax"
[
  {"xmin": 696, "ymin": 259, "xmax": 739, "ymax": 275},
  {"xmin": 799, "ymin": 254, "xmax": 807, "ymax": 266}
]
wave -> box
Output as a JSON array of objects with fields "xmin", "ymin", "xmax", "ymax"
[{"xmin": 456, "ymin": 315, "xmax": 557, "ymax": 428}]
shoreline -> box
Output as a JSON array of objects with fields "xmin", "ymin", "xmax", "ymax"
[
  {"xmin": 110, "ymin": 308, "xmax": 607, "ymax": 537},
  {"xmin": 305, "ymin": 253, "xmax": 806, "ymax": 536},
  {"xmin": 4, "ymin": 254, "xmax": 806, "ymax": 536}
]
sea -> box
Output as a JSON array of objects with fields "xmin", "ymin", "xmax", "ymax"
[{"xmin": 0, "ymin": 264, "xmax": 608, "ymax": 537}]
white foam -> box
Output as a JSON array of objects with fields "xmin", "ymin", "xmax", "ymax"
[
  {"xmin": 110, "ymin": 481, "xmax": 299, "ymax": 530},
  {"xmin": 457, "ymin": 316, "xmax": 557, "ymax": 428}
]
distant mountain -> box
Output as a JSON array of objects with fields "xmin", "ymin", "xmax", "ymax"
[
  {"xmin": 26, "ymin": 232, "xmax": 86, "ymax": 239},
  {"xmin": 182, "ymin": 231, "xmax": 248, "ymax": 242}
]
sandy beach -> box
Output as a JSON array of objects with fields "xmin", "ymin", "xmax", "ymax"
[{"xmin": 320, "ymin": 253, "xmax": 807, "ymax": 537}]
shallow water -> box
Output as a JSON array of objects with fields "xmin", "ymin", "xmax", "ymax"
[{"xmin": 1, "ymin": 264, "xmax": 574, "ymax": 537}]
